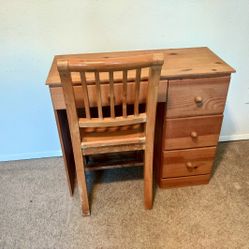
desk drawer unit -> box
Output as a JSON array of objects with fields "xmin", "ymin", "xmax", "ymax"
[{"xmin": 157, "ymin": 76, "xmax": 231, "ymax": 188}]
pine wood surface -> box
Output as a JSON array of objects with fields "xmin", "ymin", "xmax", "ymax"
[
  {"xmin": 46, "ymin": 47, "xmax": 235, "ymax": 195},
  {"xmin": 163, "ymin": 115, "xmax": 223, "ymax": 150},
  {"xmin": 52, "ymin": 109, "xmax": 75, "ymax": 196},
  {"xmin": 49, "ymin": 80, "xmax": 167, "ymax": 110},
  {"xmin": 159, "ymin": 174, "xmax": 211, "ymax": 188},
  {"xmin": 161, "ymin": 147, "xmax": 217, "ymax": 178},
  {"xmin": 57, "ymin": 54, "xmax": 164, "ymax": 214},
  {"xmin": 166, "ymin": 76, "xmax": 230, "ymax": 118},
  {"xmin": 46, "ymin": 47, "xmax": 235, "ymax": 86}
]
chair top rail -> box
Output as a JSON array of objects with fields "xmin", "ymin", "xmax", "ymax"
[{"xmin": 57, "ymin": 54, "xmax": 164, "ymax": 72}]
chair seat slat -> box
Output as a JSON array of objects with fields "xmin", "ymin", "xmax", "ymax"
[
  {"xmin": 79, "ymin": 113, "xmax": 147, "ymax": 128},
  {"xmin": 82, "ymin": 143, "xmax": 145, "ymax": 156},
  {"xmin": 81, "ymin": 136, "xmax": 145, "ymax": 149}
]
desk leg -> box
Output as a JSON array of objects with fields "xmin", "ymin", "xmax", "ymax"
[{"xmin": 54, "ymin": 110, "xmax": 76, "ymax": 196}]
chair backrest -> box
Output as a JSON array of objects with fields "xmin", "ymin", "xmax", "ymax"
[{"xmin": 57, "ymin": 54, "xmax": 164, "ymax": 129}]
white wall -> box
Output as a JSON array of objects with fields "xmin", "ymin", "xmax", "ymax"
[{"xmin": 0, "ymin": 0, "xmax": 249, "ymax": 161}]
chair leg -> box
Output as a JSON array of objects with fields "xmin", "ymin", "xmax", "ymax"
[
  {"xmin": 144, "ymin": 148, "xmax": 153, "ymax": 209},
  {"xmin": 74, "ymin": 151, "xmax": 90, "ymax": 216}
]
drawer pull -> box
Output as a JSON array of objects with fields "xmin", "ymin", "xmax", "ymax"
[
  {"xmin": 186, "ymin": 162, "xmax": 198, "ymax": 169},
  {"xmin": 190, "ymin": 131, "xmax": 198, "ymax": 138},
  {"xmin": 195, "ymin": 96, "xmax": 203, "ymax": 104}
]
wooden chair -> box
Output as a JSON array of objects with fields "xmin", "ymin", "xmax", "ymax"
[{"xmin": 57, "ymin": 53, "xmax": 164, "ymax": 216}]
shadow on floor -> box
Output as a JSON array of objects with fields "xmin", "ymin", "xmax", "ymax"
[{"xmin": 86, "ymin": 166, "xmax": 144, "ymax": 207}]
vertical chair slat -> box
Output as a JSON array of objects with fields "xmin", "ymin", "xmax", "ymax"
[
  {"xmin": 134, "ymin": 68, "xmax": 141, "ymax": 116},
  {"xmin": 94, "ymin": 71, "xmax": 103, "ymax": 119},
  {"xmin": 109, "ymin": 71, "xmax": 115, "ymax": 118},
  {"xmin": 122, "ymin": 70, "xmax": 128, "ymax": 118},
  {"xmin": 80, "ymin": 72, "xmax": 91, "ymax": 119}
]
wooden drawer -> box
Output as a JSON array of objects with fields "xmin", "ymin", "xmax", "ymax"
[
  {"xmin": 163, "ymin": 115, "xmax": 223, "ymax": 150},
  {"xmin": 159, "ymin": 174, "xmax": 211, "ymax": 188},
  {"xmin": 49, "ymin": 80, "xmax": 167, "ymax": 110},
  {"xmin": 161, "ymin": 147, "xmax": 216, "ymax": 178},
  {"xmin": 166, "ymin": 76, "xmax": 230, "ymax": 118}
]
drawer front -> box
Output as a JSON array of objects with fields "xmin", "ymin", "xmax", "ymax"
[
  {"xmin": 161, "ymin": 147, "xmax": 216, "ymax": 178},
  {"xmin": 159, "ymin": 174, "xmax": 210, "ymax": 188},
  {"xmin": 163, "ymin": 115, "xmax": 223, "ymax": 150},
  {"xmin": 49, "ymin": 80, "xmax": 167, "ymax": 110},
  {"xmin": 166, "ymin": 76, "xmax": 230, "ymax": 118}
]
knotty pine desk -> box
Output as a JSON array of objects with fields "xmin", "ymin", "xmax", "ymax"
[{"xmin": 46, "ymin": 47, "xmax": 235, "ymax": 195}]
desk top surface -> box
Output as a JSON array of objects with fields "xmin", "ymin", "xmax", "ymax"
[{"xmin": 46, "ymin": 47, "xmax": 235, "ymax": 86}]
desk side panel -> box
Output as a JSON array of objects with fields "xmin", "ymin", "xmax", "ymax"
[{"xmin": 50, "ymin": 89, "xmax": 76, "ymax": 195}]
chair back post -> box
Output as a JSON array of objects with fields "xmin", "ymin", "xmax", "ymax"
[
  {"xmin": 57, "ymin": 60, "xmax": 79, "ymax": 129},
  {"xmin": 143, "ymin": 54, "xmax": 164, "ymax": 209},
  {"xmin": 145, "ymin": 54, "xmax": 164, "ymax": 134},
  {"xmin": 57, "ymin": 60, "xmax": 90, "ymax": 215}
]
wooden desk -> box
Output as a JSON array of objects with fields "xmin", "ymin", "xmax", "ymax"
[{"xmin": 46, "ymin": 47, "xmax": 235, "ymax": 195}]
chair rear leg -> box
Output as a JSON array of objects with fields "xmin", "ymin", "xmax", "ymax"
[
  {"xmin": 74, "ymin": 151, "xmax": 90, "ymax": 216},
  {"xmin": 144, "ymin": 147, "xmax": 153, "ymax": 209}
]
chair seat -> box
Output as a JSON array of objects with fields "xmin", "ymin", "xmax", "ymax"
[{"xmin": 80, "ymin": 124, "xmax": 145, "ymax": 155}]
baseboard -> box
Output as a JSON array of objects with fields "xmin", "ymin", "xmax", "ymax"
[
  {"xmin": 219, "ymin": 134, "xmax": 249, "ymax": 142},
  {"xmin": 1, "ymin": 134, "xmax": 249, "ymax": 162},
  {"xmin": 0, "ymin": 150, "xmax": 62, "ymax": 162}
]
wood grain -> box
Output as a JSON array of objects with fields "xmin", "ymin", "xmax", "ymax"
[
  {"xmin": 79, "ymin": 114, "xmax": 146, "ymax": 128},
  {"xmin": 62, "ymin": 53, "xmax": 164, "ymax": 72},
  {"xmin": 85, "ymin": 161, "xmax": 143, "ymax": 171},
  {"xmin": 82, "ymin": 143, "xmax": 145, "ymax": 156},
  {"xmin": 134, "ymin": 68, "xmax": 141, "ymax": 116},
  {"xmin": 46, "ymin": 47, "xmax": 235, "ymax": 193},
  {"xmin": 166, "ymin": 76, "xmax": 230, "ymax": 118},
  {"xmin": 49, "ymin": 80, "xmax": 168, "ymax": 110},
  {"xmin": 58, "ymin": 62, "xmax": 90, "ymax": 216},
  {"xmin": 122, "ymin": 70, "xmax": 128, "ymax": 117},
  {"xmin": 109, "ymin": 71, "xmax": 115, "ymax": 118},
  {"xmin": 164, "ymin": 115, "xmax": 223, "ymax": 150},
  {"xmin": 57, "ymin": 54, "xmax": 164, "ymax": 214},
  {"xmin": 159, "ymin": 174, "xmax": 211, "ymax": 188},
  {"xmin": 79, "ymin": 72, "xmax": 91, "ymax": 119},
  {"xmin": 46, "ymin": 47, "xmax": 235, "ymax": 86},
  {"xmin": 144, "ymin": 65, "xmax": 162, "ymax": 209},
  {"xmin": 153, "ymin": 103, "xmax": 167, "ymax": 185},
  {"xmin": 94, "ymin": 72, "xmax": 103, "ymax": 119},
  {"xmin": 52, "ymin": 109, "xmax": 75, "ymax": 196},
  {"xmin": 161, "ymin": 147, "xmax": 217, "ymax": 178}
]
